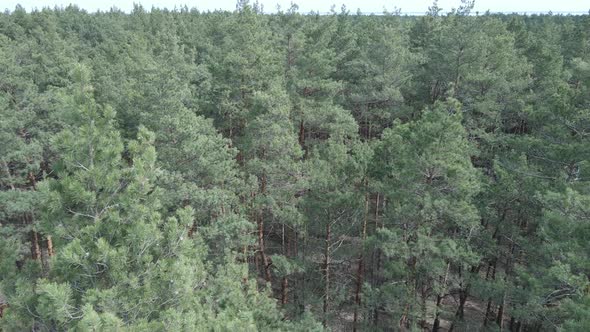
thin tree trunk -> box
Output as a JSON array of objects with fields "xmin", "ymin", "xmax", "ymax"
[
  {"xmin": 281, "ymin": 224, "xmax": 289, "ymax": 305},
  {"xmin": 28, "ymin": 171, "xmax": 37, "ymax": 189},
  {"xmin": 257, "ymin": 169, "xmax": 271, "ymax": 283},
  {"xmin": 2, "ymin": 160, "xmax": 16, "ymax": 190},
  {"xmin": 431, "ymin": 80, "xmax": 440, "ymax": 103},
  {"xmin": 399, "ymin": 303, "xmax": 410, "ymax": 329},
  {"xmin": 255, "ymin": 245, "xmax": 261, "ymax": 278},
  {"xmin": 0, "ymin": 303, "xmax": 7, "ymax": 318},
  {"xmin": 281, "ymin": 276, "xmax": 288, "ymax": 305},
  {"xmin": 373, "ymin": 196, "xmax": 385, "ymax": 327},
  {"xmin": 432, "ymin": 295, "xmax": 443, "ymax": 332},
  {"xmin": 421, "ymin": 285, "xmax": 428, "ymax": 328},
  {"xmin": 353, "ymin": 188, "xmax": 370, "ymax": 331},
  {"xmin": 497, "ymin": 239, "xmax": 517, "ymax": 330},
  {"xmin": 46, "ymin": 236, "xmax": 54, "ymax": 257},
  {"xmin": 432, "ymin": 262, "xmax": 451, "ymax": 331},
  {"xmin": 448, "ymin": 291, "xmax": 468, "ymax": 332},
  {"xmin": 352, "ymin": 256, "xmax": 364, "ymax": 331},
  {"xmin": 300, "ymin": 223, "xmax": 307, "ymax": 316},
  {"xmin": 509, "ymin": 316, "xmax": 516, "ymax": 331},
  {"xmin": 458, "ymin": 289, "xmax": 468, "ymax": 319},
  {"xmin": 483, "ymin": 259, "xmax": 498, "ymax": 327},
  {"xmin": 292, "ymin": 223, "xmax": 300, "ymax": 312},
  {"xmin": 31, "ymin": 229, "xmax": 41, "ymax": 260},
  {"xmin": 323, "ymin": 221, "xmax": 332, "ymax": 327},
  {"xmin": 484, "ymin": 299, "xmax": 493, "ymax": 327},
  {"xmin": 449, "ymin": 266, "xmax": 470, "ymax": 332},
  {"xmin": 298, "ymin": 119, "xmax": 305, "ymax": 148},
  {"xmin": 258, "ymin": 211, "xmax": 271, "ymax": 283},
  {"xmin": 496, "ymin": 288, "xmax": 506, "ymax": 329},
  {"xmin": 370, "ymin": 192, "xmax": 380, "ymax": 293},
  {"xmin": 242, "ymin": 243, "xmax": 249, "ymax": 268},
  {"xmin": 40, "ymin": 236, "xmax": 50, "ymax": 276}
]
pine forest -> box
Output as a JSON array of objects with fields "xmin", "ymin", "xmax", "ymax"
[{"xmin": 1, "ymin": 0, "xmax": 590, "ymax": 330}]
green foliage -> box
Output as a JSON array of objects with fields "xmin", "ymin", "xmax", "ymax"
[{"xmin": 1, "ymin": 5, "xmax": 589, "ymax": 331}]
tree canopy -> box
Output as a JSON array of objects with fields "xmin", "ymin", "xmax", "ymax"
[{"xmin": 1, "ymin": 1, "xmax": 589, "ymax": 331}]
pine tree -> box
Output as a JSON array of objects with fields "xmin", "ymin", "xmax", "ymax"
[
  {"xmin": 371, "ymin": 100, "xmax": 480, "ymax": 330},
  {"xmin": 1, "ymin": 65, "xmax": 318, "ymax": 330}
]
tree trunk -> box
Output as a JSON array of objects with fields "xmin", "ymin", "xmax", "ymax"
[
  {"xmin": 258, "ymin": 211, "xmax": 271, "ymax": 283},
  {"xmin": 432, "ymin": 262, "xmax": 451, "ymax": 331},
  {"xmin": 399, "ymin": 304, "xmax": 410, "ymax": 329},
  {"xmin": 31, "ymin": 229, "xmax": 41, "ymax": 260},
  {"xmin": 483, "ymin": 299, "xmax": 493, "ymax": 327},
  {"xmin": 0, "ymin": 303, "xmax": 7, "ymax": 318},
  {"xmin": 47, "ymin": 236, "xmax": 54, "ymax": 257},
  {"xmin": 281, "ymin": 277, "xmax": 288, "ymax": 305},
  {"xmin": 298, "ymin": 119, "xmax": 305, "ymax": 149},
  {"xmin": 281, "ymin": 224, "xmax": 289, "ymax": 306},
  {"xmin": 323, "ymin": 221, "xmax": 331, "ymax": 327},
  {"xmin": 257, "ymin": 170, "xmax": 271, "ymax": 283},
  {"xmin": 483, "ymin": 259, "xmax": 497, "ymax": 327},
  {"xmin": 353, "ymin": 188, "xmax": 370, "ymax": 331},
  {"xmin": 497, "ymin": 239, "xmax": 517, "ymax": 330},
  {"xmin": 300, "ymin": 223, "xmax": 307, "ymax": 316},
  {"xmin": 372, "ymin": 196, "xmax": 386, "ymax": 327},
  {"xmin": 352, "ymin": 256, "xmax": 364, "ymax": 331},
  {"xmin": 457, "ymin": 290, "xmax": 468, "ymax": 319},
  {"xmin": 496, "ymin": 294, "xmax": 505, "ymax": 330},
  {"xmin": 432, "ymin": 295, "xmax": 442, "ymax": 332},
  {"xmin": 3, "ymin": 160, "xmax": 15, "ymax": 190},
  {"xmin": 449, "ymin": 266, "xmax": 469, "ymax": 332},
  {"xmin": 448, "ymin": 290, "xmax": 468, "ymax": 332},
  {"xmin": 421, "ymin": 286, "xmax": 428, "ymax": 328}
]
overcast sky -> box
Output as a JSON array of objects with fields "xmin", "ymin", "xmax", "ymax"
[{"xmin": 2, "ymin": 0, "xmax": 589, "ymax": 14}]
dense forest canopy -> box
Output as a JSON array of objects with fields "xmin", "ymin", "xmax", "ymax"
[{"xmin": 1, "ymin": 0, "xmax": 589, "ymax": 330}]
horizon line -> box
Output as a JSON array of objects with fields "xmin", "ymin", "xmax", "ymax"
[{"xmin": 2, "ymin": 4, "xmax": 589, "ymax": 16}]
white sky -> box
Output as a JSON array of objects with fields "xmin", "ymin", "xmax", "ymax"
[{"xmin": 2, "ymin": 0, "xmax": 589, "ymax": 14}]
